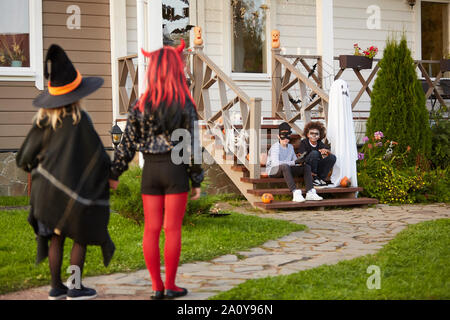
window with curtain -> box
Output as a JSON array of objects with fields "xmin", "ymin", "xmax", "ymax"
[
  {"xmin": 0, "ymin": 0, "xmax": 30, "ymax": 68},
  {"xmin": 231, "ymin": 0, "xmax": 267, "ymax": 73}
]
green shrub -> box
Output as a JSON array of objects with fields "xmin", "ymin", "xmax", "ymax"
[
  {"xmin": 111, "ymin": 165, "xmax": 243, "ymax": 224},
  {"xmin": 358, "ymin": 162, "xmax": 425, "ymax": 204},
  {"xmin": 429, "ymin": 107, "xmax": 450, "ymax": 169},
  {"xmin": 357, "ymin": 131, "xmax": 449, "ymax": 204},
  {"xmin": 365, "ymin": 35, "xmax": 431, "ymax": 163},
  {"xmin": 415, "ymin": 168, "xmax": 450, "ymax": 203},
  {"xmin": 110, "ymin": 165, "xmax": 143, "ymax": 223}
]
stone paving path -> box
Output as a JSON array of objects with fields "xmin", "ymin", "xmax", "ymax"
[{"xmin": 1, "ymin": 203, "xmax": 449, "ymax": 300}]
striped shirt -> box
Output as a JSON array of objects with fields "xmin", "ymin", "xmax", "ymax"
[{"xmin": 266, "ymin": 142, "xmax": 297, "ymax": 175}]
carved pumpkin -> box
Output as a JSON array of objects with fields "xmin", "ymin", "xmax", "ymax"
[
  {"xmin": 340, "ymin": 176, "xmax": 351, "ymax": 187},
  {"xmin": 271, "ymin": 29, "xmax": 280, "ymax": 48},
  {"xmin": 193, "ymin": 26, "xmax": 203, "ymax": 46},
  {"xmin": 261, "ymin": 193, "xmax": 274, "ymax": 204}
]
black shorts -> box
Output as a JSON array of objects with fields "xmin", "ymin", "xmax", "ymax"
[{"xmin": 141, "ymin": 152, "xmax": 190, "ymax": 195}]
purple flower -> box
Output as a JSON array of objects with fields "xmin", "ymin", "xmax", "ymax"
[
  {"xmin": 374, "ymin": 131, "xmax": 384, "ymax": 140},
  {"xmin": 375, "ymin": 142, "xmax": 383, "ymax": 147},
  {"xmin": 362, "ymin": 136, "xmax": 369, "ymax": 143},
  {"xmin": 358, "ymin": 152, "xmax": 365, "ymax": 160}
]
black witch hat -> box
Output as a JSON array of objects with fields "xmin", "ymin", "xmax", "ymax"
[{"xmin": 33, "ymin": 44, "xmax": 104, "ymax": 109}]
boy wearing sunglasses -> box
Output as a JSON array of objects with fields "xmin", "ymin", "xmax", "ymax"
[
  {"xmin": 266, "ymin": 122, "xmax": 323, "ymax": 202},
  {"xmin": 299, "ymin": 121, "xmax": 336, "ymax": 187}
]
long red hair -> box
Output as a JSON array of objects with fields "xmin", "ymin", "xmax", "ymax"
[{"xmin": 135, "ymin": 39, "xmax": 194, "ymax": 112}]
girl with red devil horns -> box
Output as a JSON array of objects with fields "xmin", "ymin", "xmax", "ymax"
[{"xmin": 110, "ymin": 39, "xmax": 204, "ymax": 299}]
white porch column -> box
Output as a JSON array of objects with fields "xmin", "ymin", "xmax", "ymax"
[
  {"xmin": 316, "ymin": 0, "xmax": 334, "ymax": 90},
  {"xmin": 137, "ymin": 0, "xmax": 163, "ymax": 166},
  {"xmin": 147, "ymin": 0, "xmax": 163, "ymax": 51},
  {"xmin": 109, "ymin": 0, "xmax": 128, "ymax": 122},
  {"xmin": 137, "ymin": 0, "xmax": 147, "ymax": 94},
  {"xmin": 137, "ymin": 0, "xmax": 146, "ymax": 167}
]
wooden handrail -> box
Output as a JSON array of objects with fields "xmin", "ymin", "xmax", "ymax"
[
  {"xmin": 194, "ymin": 50, "xmax": 253, "ymax": 106},
  {"xmin": 190, "ymin": 46, "xmax": 262, "ymax": 179},
  {"xmin": 118, "ymin": 54, "xmax": 138, "ymax": 61},
  {"xmin": 333, "ymin": 56, "xmax": 448, "ymax": 108},
  {"xmin": 272, "ymin": 50, "xmax": 329, "ymax": 132},
  {"xmin": 275, "ymin": 55, "xmax": 329, "ymax": 103}
]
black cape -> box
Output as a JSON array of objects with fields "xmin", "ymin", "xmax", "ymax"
[{"xmin": 16, "ymin": 111, "xmax": 115, "ymax": 266}]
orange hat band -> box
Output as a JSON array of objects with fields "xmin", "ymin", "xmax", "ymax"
[{"xmin": 48, "ymin": 70, "xmax": 82, "ymax": 96}]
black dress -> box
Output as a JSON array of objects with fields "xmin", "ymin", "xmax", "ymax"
[{"xmin": 16, "ymin": 111, "xmax": 115, "ymax": 266}]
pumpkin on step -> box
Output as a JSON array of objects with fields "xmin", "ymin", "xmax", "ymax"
[
  {"xmin": 340, "ymin": 176, "xmax": 351, "ymax": 187},
  {"xmin": 261, "ymin": 193, "xmax": 274, "ymax": 204}
]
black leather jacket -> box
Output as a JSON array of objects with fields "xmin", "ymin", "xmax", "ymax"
[{"xmin": 110, "ymin": 99, "xmax": 204, "ymax": 188}]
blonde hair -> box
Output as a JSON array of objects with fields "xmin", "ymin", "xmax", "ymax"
[{"xmin": 34, "ymin": 101, "xmax": 83, "ymax": 129}]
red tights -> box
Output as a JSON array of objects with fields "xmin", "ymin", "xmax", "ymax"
[{"xmin": 142, "ymin": 192, "xmax": 188, "ymax": 292}]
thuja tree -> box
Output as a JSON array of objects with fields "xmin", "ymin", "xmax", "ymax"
[{"xmin": 366, "ymin": 35, "xmax": 431, "ymax": 164}]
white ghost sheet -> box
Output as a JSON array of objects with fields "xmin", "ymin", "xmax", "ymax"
[{"xmin": 327, "ymin": 79, "xmax": 358, "ymax": 187}]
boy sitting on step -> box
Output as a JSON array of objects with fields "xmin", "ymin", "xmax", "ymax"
[
  {"xmin": 299, "ymin": 121, "xmax": 337, "ymax": 186},
  {"xmin": 265, "ymin": 122, "xmax": 323, "ymax": 202}
]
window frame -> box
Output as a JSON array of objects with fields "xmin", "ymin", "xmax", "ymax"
[
  {"xmin": 224, "ymin": 0, "xmax": 275, "ymax": 81},
  {"xmin": 0, "ymin": 0, "xmax": 44, "ymax": 90}
]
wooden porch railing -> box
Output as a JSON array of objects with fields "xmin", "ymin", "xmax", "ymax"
[
  {"xmin": 117, "ymin": 54, "xmax": 139, "ymax": 114},
  {"xmin": 189, "ymin": 46, "xmax": 262, "ymax": 179},
  {"xmin": 117, "ymin": 47, "xmax": 263, "ymax": 179},
  {"xmin": 272, "ymin": 49, "xmax": 330, "ymax": 134},
  {"xmin": 334, "ymin": 57, "xmax": 448, "ymax": 109}
]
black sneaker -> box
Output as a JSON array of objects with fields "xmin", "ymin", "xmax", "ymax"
[
  {"xmin": 67, "ymin": 285, "xmax": 97, "ymax": 300},
  {"xmin": 313, "ymin": 178, "xmax": 322, "ymax": 186},
  {"xmin": 48, "ymin": 286, "xmax": 68, "ymax": 300},
  {"xmin": 319, "ymin": 179, "xmax": 328, "ymax": 186}
]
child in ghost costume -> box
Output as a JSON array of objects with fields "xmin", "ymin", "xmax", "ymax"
[{"xmin": 327, "ymin": 79, "xmax": 358, "ymax": 188}]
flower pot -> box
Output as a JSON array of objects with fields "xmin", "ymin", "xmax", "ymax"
[
  {"xmin": 339, "ymin": 55, "xmax": 373, "ymax": 70},
  {"xmin": 11, "ymin": 60, "xmax": 22, "ymax": 67},
  {"xmin": 440, "ymin": 59, "xmax": 450, "ymax": 72}
]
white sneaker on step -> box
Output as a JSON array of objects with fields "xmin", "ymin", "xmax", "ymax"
[
  {"xmin": 292, "ymin": 189, "xmax": 305, "ymax": 202},
  {"xmin": 305, "ymin": 189, "xmax": 323, "ymax": 201}
]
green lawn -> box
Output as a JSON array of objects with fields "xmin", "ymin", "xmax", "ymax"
[
  {"xmin": 0, "ymin": 196, "xmax": 29, "ymax": 207},
  {"xmin": 0, "ymin": 209, "xmax": 306, "ymax": 294},
  {"xmin": 210, "ymin": 219, "xmax": 450, "ymax": 300}
]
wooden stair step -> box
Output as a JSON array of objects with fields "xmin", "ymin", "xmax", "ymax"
[
  {"xmin": 241, "ymin": 177, "xmax": 304, "ymax": 184},
  {"xmin": 231, "ymin": 164, "xmax": 266, "ymax": 172},
  {"xmin": 248, "ymin": 187, "xmax": 363, "ymax": 196},
  {"xmin": 254, "ymin": 197, "xmax": 378, "ymax": 210}
]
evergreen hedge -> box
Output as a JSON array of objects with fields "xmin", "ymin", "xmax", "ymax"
[{"xmin": 366, "ymin": 35, "xmax": 431, "ymax": 163}]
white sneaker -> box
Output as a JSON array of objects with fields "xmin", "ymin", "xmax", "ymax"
[
  {"xmin": 292, "ymin": 189, "xmax": 305, "ymax": 202},
  {"xmin": 305, "ymin": 189, "xmax": 323, "ymax": 201}
]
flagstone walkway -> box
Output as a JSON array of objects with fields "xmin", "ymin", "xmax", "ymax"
[{"xmin": 1, "ymin": 203, "xmax": 448, "ymax": 300}]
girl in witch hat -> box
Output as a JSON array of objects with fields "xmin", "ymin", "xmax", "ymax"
[
  {"xmin": 16, "ymin": 44, "xmax": 115, "ymax": 300},
  {"xmin": 109, "ymin": 39, "xmax": 204, "ymax": 300}
]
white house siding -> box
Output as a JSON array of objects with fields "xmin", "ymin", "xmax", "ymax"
[
  {"xmin": 333, "ymin": 0, "xmax": 417, "ymax": 119},
  {"xmin": 126, "ymin": 0, "xmax": 138, "ymax": 55},
  {"xmin": 122, "ymin": 0, "xmax": 424, "ymax": 141},
  {"xmin": 198, "ymin": 0, "xmax": 423, "ymax": 141}
]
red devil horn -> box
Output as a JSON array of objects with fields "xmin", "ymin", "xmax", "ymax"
[
  {"xmin": 141, "ymin": 47, "xmax": 152, "ymax": 58},
  {"xmin": 176, "ymin": 38, "xmax": 185, "ymax": 54}
]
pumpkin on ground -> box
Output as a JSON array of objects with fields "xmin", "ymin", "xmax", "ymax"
[{"xmin": 261, "ymin": 193, "xmax": 274, "ymax": 204}]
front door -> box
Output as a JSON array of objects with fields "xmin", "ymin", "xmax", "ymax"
[{"xmin": 421, "ymin": 1, "xmax": 449, "ymax": 77}]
